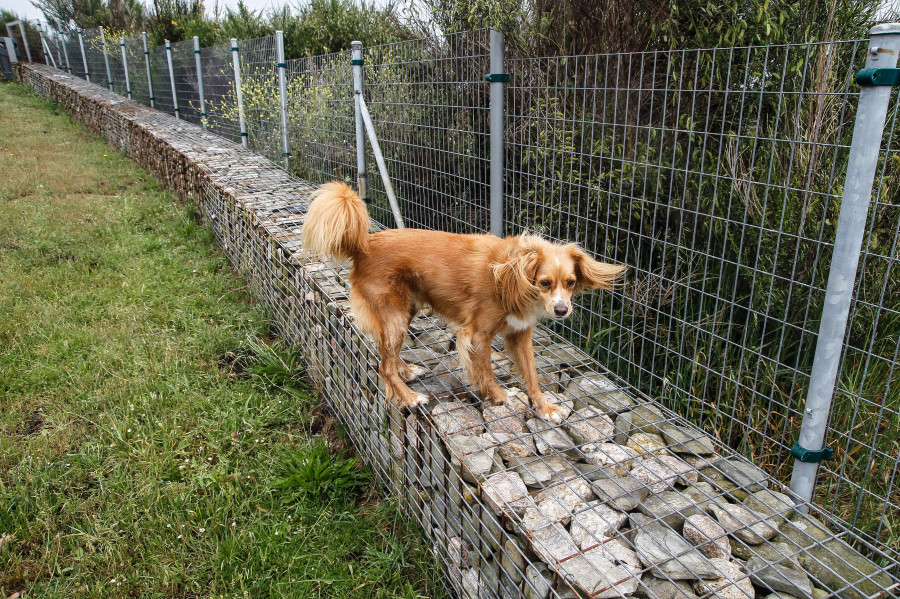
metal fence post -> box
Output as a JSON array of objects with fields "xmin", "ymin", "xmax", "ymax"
[
  {"xmin": 100, "ymin": 26, "xmax": 113, "ymax": 90},
  {"xmin": 487, "ymin": 29, "xmax": 506, "ymax": 237},
  {"xmin": 789, "ymin": 23, "xmax": 900, "ymax": 509},
  {"xmin": 77, "ymin": 29, "xmax": 89, "ymax": 82},
  {"xmin": 351, "ymin": 41, "xmax": 368, "ymax": 202},
  {"xmin": 193, "ymin": 36, "xmax": 206, "ymax": 128},
  {"xmin": 165, "ymin": 39, "xmax": 179, "ymax": 119},
  {"xmin": 61, "ymin": 33, "xmax": 72, "ymax": 74},
  {"xmin": 275, "ymin": 30, "xmax": 291, "ymax": 170},
  {"xmin": 231, "ymin": 38, "xmax": 248, "ymax": 148},
  {"xmin": 18, "ymin": 21, "xmax": 31, "ymax": 63},
  {"xmin": 142, "ymin": 32, "xmax": 154, "ymax": 108},
  {"xmin": 36, "ymin": 22, "xmax": 53, "ymax": 66},
  {"xmin": 120, "ymin": 38, "xmax": 131, "ymax": 99}
]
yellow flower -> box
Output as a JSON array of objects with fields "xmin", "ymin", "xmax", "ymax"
[{"xmin": 171, "ymin": 20, "xmax": 178, "ymax": 26}]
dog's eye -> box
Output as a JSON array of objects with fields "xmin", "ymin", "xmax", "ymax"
[
  {"xmin": 566, "ymin": 279, "xmax": 576, "ymax": 288},
  {"xmin": 540, "ymin": 280, "xmax": 551, "ymax": 289}
]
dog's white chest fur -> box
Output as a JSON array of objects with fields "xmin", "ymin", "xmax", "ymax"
[{"xmin": 505, "ymin": 307, "xmax": 542, "ymax": 333}]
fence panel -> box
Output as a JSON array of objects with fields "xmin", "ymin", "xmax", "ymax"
[
  {"xmin": 168, "ymin": 37, "xmax": 202, "ymax": 124},
  {"xmin": 505, "ymin": 40, "xmax": 900, "ymax": 555},
  {"xmin": 284, "ymin": 51, "xmax": 356, "ymax": 186},
  {"xmin": 236, "ymin": 35, "xmax": 279, "ymax": 161},
  {"xmin": 200, "ymin": 41, "xmax": 241, "ymax": 142},
  {"xmin": 362, "ymin": 30, "xmax": 492, "ymax": 232}
]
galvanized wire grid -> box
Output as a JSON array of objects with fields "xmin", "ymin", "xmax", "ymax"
[
  {"xmin": 362, "ymin": 30, "xmax": 492, "ymax": 232},
  {"xmin": 167, "ymin": 37, "xmax": 203, "ymax": 125},
  {"xmin": 80, "ymin": 28, "xmax": 111, "ymax": 88},
  {"xmin": 236, "ymin": 35, "xmax": 279, "ymax": 162},
  {"xmin": 504, "ymin": 40, "xmax": 900, "ymax": 556},
  {"xmin": 63, "ymin": 34, "xmax": 87, "ymax": 80},
  {"xmin": 151, "ymin": 44, "xmax": 177, "ymax": 117},
  {"xmin": 36, "ymin": 22, "xmax": 900, "ymax": 577},
  {"xmin": 200, "ymin": 41, "xmax": 241, "ymax": 142},
  {"xmin": 284, "ymin": 51, "xmax": 356, "ymax": 185}
]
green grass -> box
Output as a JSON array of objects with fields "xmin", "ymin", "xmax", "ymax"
[{"xmin": 0, "ymin": 81, "xmax": 444, "ymax": 598}]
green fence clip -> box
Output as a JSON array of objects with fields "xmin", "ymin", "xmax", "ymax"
[
  {"xmin": 485, "ymin": 73, "xmax": 510, "ymax": 83},
  {"xmin": 856, "ymin": 68, "xmax": 900, "ymax": 86},
  {"xmin": 350, "ymin": 58, "xmax": 364, "ymax": 66},
  {"xmin": 231, "ymin": 46, "xmax": 239, "ymax": 52},
  {"xmin": 791, "ymin": 442, "xmax": 833, "ymax": 463},
  {"xmin": 276, "ymin": 62, "xmax": 287, "ymax": 68}
]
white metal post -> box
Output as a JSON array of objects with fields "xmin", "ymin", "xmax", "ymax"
[
  {"xmin": 231, "ymin": 38, "xmax": 248, "ymax": 148},
  {"xmin": 358, "ymin": 95, "xmax": 405, "ymax": 229},
  {"xmin": 77, "ymin": 29, "xmax": 89, "ymax": 82},
  {"xmin": 488, "ymin": 29, "xmax": 506, "ymax": 237},
  {"xmin": 789, "ymin": 22, "xmax": 900, "ymax": 509},
  {"xmin": 165, "ymin": 39, "xmax": 179, "ymax": 118},
  {"xmin": 61, "ymin": 33, "xmax": 71, "ymax": 73},
  {"xmin": 193, "ymin": 36, "xmax": 206, "ymax": 128},
  {"xmin": 18, "ymin": 21, "xmax": 31, "ymax": 62},
  {"xmin": 120, "ymin": 39, "xmax": 131, "ymax": 99},
  {"xmin": 351, "ymin": 41, "xmax": 368, "ymax": 202},
  {"xmin": 275, "ymin": 30, "xmax": 290, "ymax": 170},
  {"xmin": 142, "ymin": 32, "xmax": 154, "ymax": 108},
  {"xmin": 36, "ymin": 22, "xmax": 52, "ymax": 66},
  {"xmin": 100, "ymin": 26, "xmax": 113, "ymax": 90}
]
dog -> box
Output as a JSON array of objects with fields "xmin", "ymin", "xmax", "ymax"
[{"xmin": 302, "ymin": 181, "xmax": 626, "ymax": 423}]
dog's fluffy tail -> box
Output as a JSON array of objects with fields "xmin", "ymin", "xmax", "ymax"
[{"xmin": 302, "ymin": 181, "xmax": 370, "ymax": 262}]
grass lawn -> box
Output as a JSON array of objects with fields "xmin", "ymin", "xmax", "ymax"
[{"xmin": 0, "ymin": 81, "xmax": 444, "ymax": 599}]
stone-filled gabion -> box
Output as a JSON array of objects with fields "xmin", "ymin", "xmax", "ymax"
[{"xmin": 16, "ymin": 62, "xmax": 899, "ymax": 599}]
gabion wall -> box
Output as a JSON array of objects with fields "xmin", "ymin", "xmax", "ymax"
[{"xmin": 16, "ymin": 63, "xmax": 899, "ymax": 599}]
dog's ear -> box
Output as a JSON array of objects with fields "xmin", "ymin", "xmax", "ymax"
[
  {"xmin": 569, "ymin": 246, "xmax": 627, "ymax": 291},
  {"xmin": 493, "ymin": 242, "xmax": 541, "ymax": 314}
]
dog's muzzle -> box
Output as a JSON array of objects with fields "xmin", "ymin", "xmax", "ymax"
[{"xmin": 553, "ymin": 303, "xmax": 569, "ymax": 317}]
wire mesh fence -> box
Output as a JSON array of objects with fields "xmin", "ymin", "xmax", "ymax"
[{"xmin": 45, "ymin": 24, "xmax": 900, "ymax": 573}]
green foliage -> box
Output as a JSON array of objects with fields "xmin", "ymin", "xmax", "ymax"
[
  {"xmin": 0, "ymin": 9, "xmax": 44, "ymax": 60},
  {"xmin": 146, "ymin": 0, "xmax": 221, "ymax": 46},
  {"xmin": 29, "ymin": 0, "xmax": 145, "ymax": 33},
  {"xmin": 275, "ymin": 444, "xmax": 371, "ymax": 507},
  {"xmin": 219, "ymin": 0, "xmax": 273, "ymax": 41}
]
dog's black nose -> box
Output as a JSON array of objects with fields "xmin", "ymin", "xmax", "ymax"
[{"xmin": 554, "ymin": 303, "xmax": 568, "ymax": 317}]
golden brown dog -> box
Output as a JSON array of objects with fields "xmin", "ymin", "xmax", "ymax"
[{"xmin": 302, "ymin": 181, "xmax": 626, "ymax": 422}]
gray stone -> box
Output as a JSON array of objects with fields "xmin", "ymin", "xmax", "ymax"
[
  {"xmin": 709, "ymin": 502, "xmax": 780, "ymax": 545},
  {"xmin": 591, "ymin": 473, "xmax": 651, "ymax": 511},
  {"xmin": 584, "ymin": 442, "xmax": 640, "ymax": 473},
  {"xmin": 572, "ymin": 461, "xmax": 626, "ymax": 482},
  {"xmin": 628, "ymin": 405, "xmax": 667, "ymax": 435},
  {"xmin": 460, "ymin": 567, "xmax": 484, "ymax": 599},
  {"xmin": 482, "ymin": 471, "xmax": 532, "ymax": 517},
  {"xmin": 565, "ymin": 406, "xmax": 615, "ymax": 447},
  {"xmin": 627, "ymin": 432, "xmax": 669, "ymax": 456},
  {"xmin": 529, "ymin": 520, "xmax": 580, "ymax": 564},
  {"xmin": 527, "ymin": 417, "xmax": 578, "ymax": 456},
  {"xmin": 731, "ymin": 541, "xmax": 801, "ymax": 569},
  {"xmin": 691, "ymin": 559, "xmax": 755, "ymax": 599},
  {"xmin": 558, "ymin": 541, "xmax": 641, "ymax": 598},
  {"xmin": 430, "ymin": 400, "xmax": 484, "ymax": 436},
  {"xmin": 747, "ymin": 556, "xmax": 814, "ymax": 599},
  {"xmin": 500, "ymin": 536, "xmax": 529, "ymax": 585},
  {"xmin": 765, "ymin": 594, "xmax": 801, "ymax": 599},
  {"xmin": 719, "ymin": 458, "xmax": 769, "ymax": 492},
  {"xmin": 513, "ymin": 455, "xmax": 577, "ymax": 487},
  {"xmin": 523, "ymin": 500, "xmax": 570, "ymax": 529},
  {"xmin": 614, "ymin": 411, "xmax": 634, "ymax": 445},
  {"xmin": 637, "ymin": 490, "xmax": 705, "ymax": 528},
  {"xmin": 543, "ymin": 390, "xmax": 574, "ymax": 420},
  {"xmin": 683, "ymin": 513, "xmax": 732, "ymax": 559},
  {"xmin": 524, "ymin": 563, "xmax": 553, "ymax": 599},
  {"xmin": 630, "ymin": 455, "xmax": 699, "ymax": 493},
  {"xmin": 660, "ymin": 424, "xmax": 717, "ymax": 456},
  {"xmin": 635, "ymin": 575, "xmax": 700, "ymax": 599},
  {"xmin": 448, "ymin": 536, "xmax": 472, "ymax": 568},
  {"xmin": 773, "ymin": 514, "xmax": 894, "ymax": 599},
  {"xmin": 631, "ymin": 514, "xmax": 720, "ymax": 580},
  {"xmin": 567, "ymin": 374, "xmax": 635, "ymax": 412},
  {"xmin": 682, "ymin": 482, "xmax": 723, "ymax": 514},
  {"xmin": 483, "ymin": 404, "xmax": 528, "ymax": 435},
  {"xmin": 570, "ymin": 502, "xmax": 628, "ymax": 549},
  {"xmin": 744, "ymin": 489, "xmax": 796, "ymax": 523},
  {"xmin": 446, "ymin": 435, "xmax": 497, "ymax": 484},
  {"xmin": 534, "ymin": 478, "xmax": 595, "ymax": 515},
  {"xmin": 482, "ymin": 431, "xmax": 536, "ymax": 461}
]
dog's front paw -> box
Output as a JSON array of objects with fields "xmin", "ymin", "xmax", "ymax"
[
  {"xmin": 402, "ymin": 364, "xmax": 427, "ymax": 382},
  {"xmin": 537, "ymin": 403, "xmax": 564, "ymax": 425}
]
